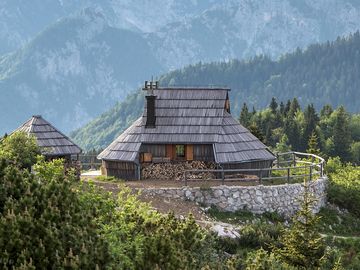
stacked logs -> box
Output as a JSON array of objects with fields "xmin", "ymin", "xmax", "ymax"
[{"xmin": 141, "ymin": 161, "xmax": 217, "ymax": 180}]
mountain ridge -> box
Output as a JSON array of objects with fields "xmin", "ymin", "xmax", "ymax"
[{"xmin": 71, "ymin": 32, "xmax": 360, "ymax": 150}]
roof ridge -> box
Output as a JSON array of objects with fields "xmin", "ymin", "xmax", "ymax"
[{"xmin": 12, "ymin": 115, "xmax": 82, "ymax": 155}]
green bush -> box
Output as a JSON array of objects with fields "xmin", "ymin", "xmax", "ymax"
[
  {"xmin": 100, "ymin": 187, "xmax": 229, "ymax": 270},
  {"xmin": 244, "ymin": 248, "xmax": 296, "ymax": 270},
  {"xmin": 0, "ymin": 158, "xmax": 109, "ymax": 269},
  {"xmin": 327, "ymin": 162, "xmax": 360, "ymax": 217},
  {"xmin": 0, "ymin": 132, "xmax": 40, "ymax": 169},
  {"xmin": 326, "ymin": 157, "xmax": 343, "ymax": 174}
]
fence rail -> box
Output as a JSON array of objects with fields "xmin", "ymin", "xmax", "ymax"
[
  {"xmin": 183, "ymin": 151, "xmax": 325, "ymax": 186},
  {"xmin": 79, "ymin": 154, "xmax": 102, "ymax": 170}
]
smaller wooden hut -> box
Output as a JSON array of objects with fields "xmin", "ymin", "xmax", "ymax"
[{"xmin": 14, "ymin": 115, "xmax": 82, "ymax": 162}]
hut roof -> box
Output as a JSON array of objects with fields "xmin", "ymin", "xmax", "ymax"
[
  {"xmin": 98, "ymin": 87, "xmax": 274, "ymax": 163},
  {"xmin": 14, "ymin": 115, "xmax": 82, "ymax": 156}
]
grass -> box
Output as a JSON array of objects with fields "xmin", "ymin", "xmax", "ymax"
[
  {"xmin": 207, "ymin": 207, "xmax": 285, "ymax": 225},
  {"xmin": 93, "ymin": 175, "xmax": 120, "ymax": 182},
  {"xmin": 208, "ymin": 205, "xmax": 360, "ymax": 238},
  {"xmin": 317, "ymin": 207, "xmax": 360, "ymax": 237}
]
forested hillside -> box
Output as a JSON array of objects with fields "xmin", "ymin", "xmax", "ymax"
[
  {"xmin": 239, "ymin": 97, "xmax": 360, "ymax": 163},
  {"xmin": 71, "ymin": 32, "xmax": 360, "ymax": 150}
]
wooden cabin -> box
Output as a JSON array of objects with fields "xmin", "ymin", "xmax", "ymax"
[
  {"xmin": 98, "ymin": 82, "xmax": 275, "ymax": 180},
  {"xmin": 14, "ymin": 115, "xmax": 82, "ymax": 163}
]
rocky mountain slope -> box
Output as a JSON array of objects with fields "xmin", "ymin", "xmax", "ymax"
[
  {"xmin": 0, "ymin": 0, "xmax": 215, "ymax": 54},
  {"xmin": 148, "ymin": 0, "xmax": 360, "ymax": 69},
  {"xmin": 2, "ymin": 0, "xmax": 360, "ymax": 135},
  {"xmin": 0, "ymin": 9, "xmax": 162, "ymax": 134}
]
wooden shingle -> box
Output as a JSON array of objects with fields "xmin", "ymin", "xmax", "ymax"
[
  {"xmin": 14, "ymin": 115, "xmax": 82, "ymax": 156},
  {"xmin": 98, "ymin": 87, "xmax": 275, "ymax": 163}
]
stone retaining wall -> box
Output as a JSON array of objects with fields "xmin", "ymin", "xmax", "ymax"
[{"xmin": 141, "ymin": 177, "xmax": 328, "ymax": 217}]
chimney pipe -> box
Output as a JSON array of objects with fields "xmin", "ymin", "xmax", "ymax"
[{"xmin": 145, "ymin": 95, "xmax": 156, "ymax": 128}]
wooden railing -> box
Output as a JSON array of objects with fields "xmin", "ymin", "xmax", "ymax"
[
  {"xmin": 183, "ymin": 152, "xmax": 325, "ymax": 186},
  {"xmin": 79, "ymin": 154, "xmax": 102, "ymax": 170}
]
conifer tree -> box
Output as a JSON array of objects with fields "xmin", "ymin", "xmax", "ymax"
[
  {"xmin": 303, "ymin": 104, "xmax": 319, "ymax": 150},
  {"xmin": 239, "ymin": 102, "xmax": 251, "ymax": 128},
  {"xmin": 284, "ymin": 116, "xmax": 301, "ymax": 150},
  {"xmin": 288, "ymin": 98, "xmax": 301, "ymax": 117},
  {"xmin": 274, "ymin": 185, "xmax": 326, "ymax": 269},
  {"xmin": 307, "ymin": 131, "xmax": 321, "ymax": 155},
  {"xmin": 332, "ymin": 106, "xmax": 352, "ymax": 161},
  {"xmin": 284, "ymin": 100, "xmax": 292, "ymax": 116},
  {"xmin": 320, "ymin": 104, "xmax": 333, "ymax": 118},
  {"xmin": 269, "ymin": 97, "xmax": 278, "ymax": 114},
  {"xmin": 252, "ymin": 106, "xmax": 257, "ymax": 115},
  {"xmin": 275, "ymin": 134, "xmax": 291, "ymax": 153},
  {"xmin": 249, "ymin": 123, "xmax": 265, "ymax": 143},
  {"xmin": 279, "ymin": 101, "xmax": 285, "ymax": 115},
  {"xmin": 0, "ymin": 157, "xmax": 110, "ymax": 269}
]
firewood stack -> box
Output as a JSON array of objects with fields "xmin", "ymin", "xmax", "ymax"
[{"xmin": 141, "ymin": 161, "xmax": 217, "ymax": 180}]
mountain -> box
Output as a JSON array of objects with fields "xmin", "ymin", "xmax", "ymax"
[
  {"xmin": 0, "ymin": 9, "xmax": 162, "ymax": 134},
  {"xmin": 148, "ymin": 0, "xmax": 360, "ymax": 69},
  {"xmin": 71, "ymin": 32, "xmax": 360, "ymax": 150},
  {"xmin": 0, "ymin": 0, "xmax": 216, "ymax": 54},
  {"xmin": 2, "ymin": 0, "xmax": 360, "ymax": 59},
  {"xmin": 2, "ymin": 0, "xmax": 360, "ymax": 135}
]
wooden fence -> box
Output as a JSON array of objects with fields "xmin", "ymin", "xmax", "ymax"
[
  {"xmin": 79, "ymin": 154, "xmax": 102, "ymax": 170},
  {"xmin": 183, "ymin": 152, "xmax": 325, "ymax": 186}
]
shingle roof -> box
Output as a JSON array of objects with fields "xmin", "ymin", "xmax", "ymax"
[
  {"xmin": 14, "ymin": 115, "xmax": 82, "ymax": 156},
  {"xmin": 98, "ymin": 87, "xmax": 275, "ymax": 163}
]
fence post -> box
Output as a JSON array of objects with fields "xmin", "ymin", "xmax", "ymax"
[
  {"xmin": 221, "ymin": 169, "xmax": 225, "ymax": 185},
  {"xmin": 320, "ymin": 162, "xmax": 323, "ymax": 177},
  {"xmin": 287, "ymin": 168, "xmax": 290, "ymax": 183},
  {"xmin": 184, "ymin": 171, "xmax": 187, "ymax": 186},
  {"xmin": 309, "ymin": 165, "xmax": 312, "ymax": 182},
  {"xmin": 276, "ymin": 153, "xmax": 279, "ymax": 168},
  {"xmin": 293, "ymin": 153, "xmax": 296, "ymax": 167},
  {"xmin": 259, "ymin": 169, "xmax": 262, "ymax": 185}
]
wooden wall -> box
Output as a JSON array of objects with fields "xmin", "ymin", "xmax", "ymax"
[
  {"xmin": 140, "ymin": 143, "xmax": 214, "ymax": 162},
  {"xmin": 140, "ymin": 144, "xmax": 166, "ymax": 157},
  {"xmin": 102, "ymin": 160, "xmax": 137, "ymax": 180},
  {"xmin": 193, "ymin": 144, "xmax": 215, "ymax": 161},
  {"xmin": 221, "ymin": 160, "xmax": 274, "ymax": 177}
]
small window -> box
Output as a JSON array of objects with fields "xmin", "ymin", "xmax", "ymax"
[{"xmin": 175, "ymin": 145, "xmax": 185, "ymax": 158}]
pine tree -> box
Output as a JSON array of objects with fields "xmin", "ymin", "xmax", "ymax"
[
  {"xmin": 288, "ymin": 98, "xmax": 301, "ymax": 117},
  {"xmin": 275, "ymin": 134, "xmax": 291, "ymax": 153},
  {"xmin": 274, "ymin": 185, "xmax": 326, "ymax": 269},
  {"xmin": 284, "ymin": 100, "xmax": 292, "ymax": 116},
  {"xmin": 239, "ymin": 102, "xmax": 251, "ymax": 128},
  {"xmin": 320, "ymin": 104, "xmax": 333, "ymax": 118},
  {"xmin": 0, "ymin": 156, "xmax": 110, "ymax": 269},
  {"xmin": 269, "ymin": 97, "xmax": 278, "ymax": 114},
  {"xmin": 279, "ymin": 101, "xmax": 285, "ymax": 115},
  {"xmin": 252, "ymin": 106, "xmax": 257, "ymax": 115},
  {"xmin": 307, "ymin": 131, "xmax": 321, "ymax": 155},
  {"xmin": 303, "ymin": 104, "xmax": 319, "ymax": 151},
  {"xmin": 249, "ymin": 123, "xmax": 265, "ymax": 143},
  {"xmin": 284, "ymin": 116, "xmax": 301, "ymax": 151},
  {"xmin": 332, "ymin": 106, "xmax": 352, "ymax": 161}
]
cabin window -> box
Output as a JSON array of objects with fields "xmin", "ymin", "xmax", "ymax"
[{"xmin": 175, "ymin": 145, "xmax": 185, "ymax": 158}]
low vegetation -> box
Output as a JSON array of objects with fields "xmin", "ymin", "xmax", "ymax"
[{"xmin": 1, "ymin": 132, "xmax": 359, "ymax": 269}]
